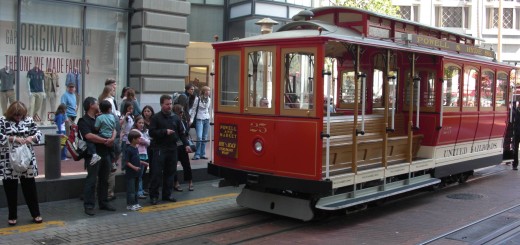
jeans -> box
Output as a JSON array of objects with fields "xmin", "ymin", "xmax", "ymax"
[
  {"xmin": 138, "ymin": 164, "xmax": 145, "ymax": 196},
  {"xmin": 194, "ymin": 119, "xmax": 210, "ymax": 158},
  {"xmin": 83, "ymin": 153, "xmax": 111, "ymax": 209},
  {"xmin": 149, "ymin": 148, "xmax": 177, "ymax": 199},
  {"xmin": 126, "ymin": 175, "xmax": 139, "ymax": 205}
]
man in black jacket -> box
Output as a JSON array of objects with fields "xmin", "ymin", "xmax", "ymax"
[
  {"xmin": 148, "ymin": 95, "xmax": 192, "ymax": 204},
  {"xmin": 513, "ymin": 101, "xmax": 520, "ymax": 170}
]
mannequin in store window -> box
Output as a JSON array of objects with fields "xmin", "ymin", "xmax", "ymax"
[
  {"xmin": 66, "ymin": 66, "xmax": 81, "ymax": 106},
  {"xmin": 43, "ymin": 68, "xmax": 59, "ymax": 123},
  {"xmin": 0, "ymin": 65, "xmax": 15, "ymax": 113},
  {"xmin": 27, "ymin": 66, "xmax": 46, "ymax": 121}
]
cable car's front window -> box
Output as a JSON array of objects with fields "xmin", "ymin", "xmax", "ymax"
[
  {"xmin": 219, "ymin": 52, "xmax": 240, "ymax": 112},
  {"xmin": 283, "ymin": 51, "xmax": 314, "ymax": 110}
]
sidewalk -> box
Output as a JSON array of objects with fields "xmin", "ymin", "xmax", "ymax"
[
  {"xmin": 32, "ymin": 143, "xmax": 212, "ymax": 178},
  {"xmin": 0, "ymin": 143, "xmax": 216, "ymax": 208}
]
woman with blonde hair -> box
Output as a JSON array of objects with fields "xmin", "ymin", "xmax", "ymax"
[
  {"xmin": 190, "ymin": 86, "xmax": 211, "ymax": 160},
  {"xmin": 0, "ymin": 101, "xmax": 43, "ymax": 226}
]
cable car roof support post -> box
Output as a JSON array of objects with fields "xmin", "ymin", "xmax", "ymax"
[
  {"xmin": 352, "ymin": 45, "xmax": 361, "ymax": 175},
  {"xmin": 408, "ymin": 53, "xmax": 416, "ymax": 164}
]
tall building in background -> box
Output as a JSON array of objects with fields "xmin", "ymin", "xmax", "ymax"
[
  {"xmin": 391, "ymin": 0, "xmax": 520, "ymax": 65},
  {"xmin": 185, "ymin": 0, "xmax": 312, "ymax": 91}
]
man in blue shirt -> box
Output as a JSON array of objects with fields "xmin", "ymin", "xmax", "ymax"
[{"xmin": 61, "ymin": 83, "xmax": 77, "ymax": 122}]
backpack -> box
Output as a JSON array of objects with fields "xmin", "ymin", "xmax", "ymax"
[
  {"xmin": 173, "ymin": 92, "xmax": 186, "ymax": 105},
  {"xmin": 66, "ymin": 123, "xmax": 87, "ymax": 161}
]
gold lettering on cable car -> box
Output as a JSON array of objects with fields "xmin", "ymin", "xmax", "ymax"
[{"xmin": 249, "ymin": 122, "xmax": 267, "ymax": 133}]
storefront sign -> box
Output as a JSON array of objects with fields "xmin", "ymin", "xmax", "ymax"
[
  {"xmin": 217, "ymin": 123, "xmax": 238, "ymax": 158},
  {"xmin": 406, "ymin": 34, "xmax": 495, "ymax": 59}
]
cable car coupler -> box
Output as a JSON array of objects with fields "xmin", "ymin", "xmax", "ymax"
[{"xmin": 320, "ymin": 132, "xmax": 330, "ymax": 139}]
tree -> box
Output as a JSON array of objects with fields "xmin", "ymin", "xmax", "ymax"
[{"xmin": 335, "ymin": 0, "xmax": 400, "ymax": 18}]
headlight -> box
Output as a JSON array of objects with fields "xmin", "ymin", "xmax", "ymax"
[{"xmin": 254, "ymin": 140, "xmax": 263, "ymax": 153}]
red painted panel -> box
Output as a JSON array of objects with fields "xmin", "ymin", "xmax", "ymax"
[
  {"xmin": 437, "ymin": 113, "xmax": 461, "ymax": 145},
  {"xmin": 274, "ymin": 120, "xmax": 320, "ymax": 180},
  {"xmin": 416, "ymin": 113, "xmax": 439, "ymax": 146},
  {"xmin": 491, "ymin": 113, "xmax": 507, "ymax": 138},
  {"xmin": 457, "ymin": 113, "xmax": 479, "ymax": 143},
  {"xmin": 213, "ymin": 114, "xmax": 320, "ymax": 180},
  {"xmin": 474, "ymin": 113, "xmax": 494, "ymax": 141}
]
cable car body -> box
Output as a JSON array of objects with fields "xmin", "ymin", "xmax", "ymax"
[{"xmin": 207, "ymin": 6, "xmax": 516, "ymax": 221}]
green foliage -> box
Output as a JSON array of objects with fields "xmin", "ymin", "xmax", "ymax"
[{"xmin": 335, "ymin": 0, "xmax": 400, "ymax": 18}]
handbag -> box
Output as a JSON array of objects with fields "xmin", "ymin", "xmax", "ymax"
[
  {"xmin": 187, "ymin": 135, "xmax": 197, "ymax": 152},
  {"xmin": 8, "ymin": 138, "xmax": 32, "ymax": 173},
  {"xmin": 190, "ymin": 97, "xmax": 200, "ymax": 128}
]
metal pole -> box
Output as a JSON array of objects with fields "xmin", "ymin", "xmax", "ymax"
[{"xmin": 45, "ymin": 134, "xmax": 61, "ymax": 179}]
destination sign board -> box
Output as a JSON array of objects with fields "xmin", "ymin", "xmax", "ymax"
[
  {"xmin": 405, "ymin": 34, "xmax": 495, "ymax": 59},
  {"xmin": 217, "ymin": 123, "xmax": 238, "ymax": 159}
]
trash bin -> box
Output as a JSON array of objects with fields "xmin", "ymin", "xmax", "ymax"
[{"xmin": 45, "ymin": 134, "xmax": 61, "ymax": 179}]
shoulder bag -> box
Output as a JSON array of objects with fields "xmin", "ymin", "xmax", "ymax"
[
  {"xmin": 190, "ymin": 97, "xmax": 200, "ymax": 128},
  {"xmin": 8, "ymin": 137, "xmax": 32, "ymax": 173}
]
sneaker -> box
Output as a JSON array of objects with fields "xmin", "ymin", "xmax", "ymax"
[
  {"xmin": 134, "ymin": 204, "xmax": 143, "ymax": 210},
  {"xmin": 126, "ymin": 205, "xmax": 140, "ymax": 211},
  {"xmin": 138, "ymin": 194, "xmax": 147, "ymax": 199},
  {"xmin": 89, "ymin": 154, "xmax": 102, "ymax": 166}
]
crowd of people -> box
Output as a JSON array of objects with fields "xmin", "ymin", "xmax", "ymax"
[{"xmin": 0, "ymin": 80, "xmax": 212, "ymax": 224}]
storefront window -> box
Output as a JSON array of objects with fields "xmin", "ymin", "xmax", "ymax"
[
  {"xmin": 20, "ymin": 1, "xmax": 83, "ymax": 125},
  {"xmin": 85, "ymin": 8, "xmax": 128, "ymax": 107},
  {"xmin": 0, "ymin": 0, "xmax": 17, "ymax": 115},
  {"xmin": 443, "ymin": 64, "xmax": 461, "ymax": 110}
]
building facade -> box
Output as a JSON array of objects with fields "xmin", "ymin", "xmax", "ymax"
[
  {"xmin": 392, "ymin": 0, "xmax": 520, "ymax": 64},
  {"xmin": 0, "ymin": 0, "xmax": 190, "ymax": 126}
]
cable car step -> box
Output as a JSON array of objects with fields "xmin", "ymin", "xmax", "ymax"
[{"xmin": 315, "ymin": 175, "xmax": 440, "ymax": 210}]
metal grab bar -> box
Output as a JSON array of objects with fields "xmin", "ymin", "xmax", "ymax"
[
  {"xmin": 389, "ymin": 75, "xmax": 397, "ymax": 131},
  {"xmin": 323, "ymin": 69, "xmax": 332, "ymax": 179},
  {"xmin": 360, "ymin": 73, "xmax": 367, "ymax": 134},
  {"xmin": 414, "ymin": 76, "xmax": 421, "ymax": 129}
]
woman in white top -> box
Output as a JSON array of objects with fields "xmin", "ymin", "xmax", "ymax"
[{"xmin": 190, "ymin": 86, "xmax": 211, "ymax": 160}]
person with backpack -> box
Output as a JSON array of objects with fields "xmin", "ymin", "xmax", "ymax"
[{"xmin": 78, "ymin": 97, "xmax": 117, "ymax": 216}]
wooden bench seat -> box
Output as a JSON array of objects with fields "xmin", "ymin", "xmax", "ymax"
[{"xmin": 322, "ymin": 134, "xmax": 424, "ymax": 175}]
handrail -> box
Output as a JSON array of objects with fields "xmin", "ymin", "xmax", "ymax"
[
  {"xmin": 438, "ymin": 79, "xmax": 444, "ymax": 130},
  {"xmin": 323, "ymin": 69, "xmax": 332, "ymax": 180},
  {"xmin": 414, "ymin": 76, "xmax": 421, "ymax": 129},
  {"xmin": 209, "ymin": 71, "xmax": 215, "ymax": 162},
  {"xmin": 359, "ymin": 73, "xmax": 367, "ymax": 134},
  {"xmin": 388, "ymin": 75, "xmax": 397, "ymax": 131}
]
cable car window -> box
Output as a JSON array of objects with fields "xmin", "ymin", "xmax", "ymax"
[
  {"xmin": 281, "ymin": 48, "xmax": 316, "ymax": 117},
  {"xmin": 443, "ymin": 65, "xmax": 461, "ymax": 110},
  {"xmin": 373, "ymin": 69, "xmax": 384, "ymax": 108},
  {"xmin": 404, "ymin": 70, "xmax": 436, "ymax": 112},
  {"xmin": 496, "ymin": 71, "xmax": 508, "ymax": 110},
  {"xmin": 339, "ymin": 71, "xmax": 360, "ymax": 109},
  {"xmin": 218, "ymin": 52, "xmax": 240, "ymax": 112},
  {"xmin": 245, "ymin": 47, "xmax": 274, "ymax": 112},
  {"xmin": 480, "ymin": 70, "xmax": 494, "ymax": 109},
  {"xmin": 463, "ymin": 67, "xmax": 478, "ymax": 110}
]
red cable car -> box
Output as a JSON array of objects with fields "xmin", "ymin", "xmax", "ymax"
[{"xmin": 208, "ymin": 6, "xmax": 517, "ymax": 221}]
